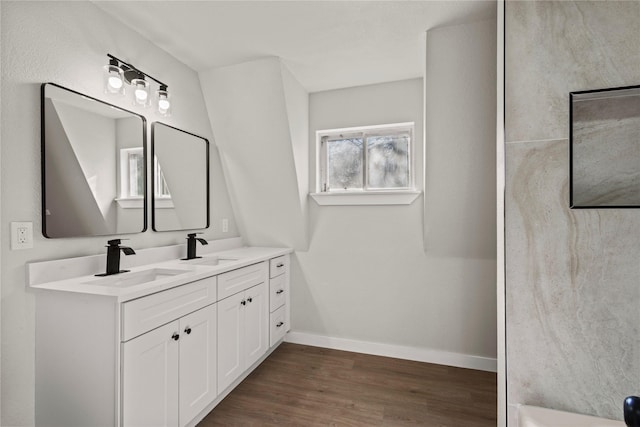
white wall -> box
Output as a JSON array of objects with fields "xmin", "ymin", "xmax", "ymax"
[
  {"xmin": 425, "ymin": 18, "xmax": 497, "ymax": 260},
  {"xmin": 199, "ymin": 19, "xmax": 497, "ymax": 368},
  {"xmin": 0, "ymin": 2, "xmax": 238, "ymax": 425},
  {"xmin": 199, "ymin": 57, "xmax": 309, "ymax": 251},
  {"xmin": 295, "ymin": 62, "xmax": 496, "ymax": 364}
]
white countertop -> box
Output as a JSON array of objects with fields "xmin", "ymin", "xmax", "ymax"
[{"xmin": 29, "ymin": 245, "xmax": 292, "ymax": 303}]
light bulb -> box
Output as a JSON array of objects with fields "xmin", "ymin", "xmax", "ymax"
[
  {"xmin": 158, "ymin": 98, "xmax": 170, "ymax": 111},
  {"xmin": 156, "ymin": 87, "xmax": 171, "ymax": 116},
  {"xmin": 135, "ymin": 88, "xmax": 148, "ymax": 102},
  {"xmin": 131, "ymin": 78, "xmax": 149, "ymax": 106},
  {"xmin": 104, "ymin": 62, "xmax": 124, "ymax": 95},
  {"xmin": 108, "ymin": 75, "xmax": 123, "ymax": 90}
]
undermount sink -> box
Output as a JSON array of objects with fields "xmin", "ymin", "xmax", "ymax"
[
  {"xmin": 84, "ymin": 268, "xmax": 190, "ymax": 287},
  {"xmin": 180, "ymin": 256, "xmax": 238, "ymax": 266}
]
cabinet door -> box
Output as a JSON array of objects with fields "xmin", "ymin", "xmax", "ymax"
[
  {"xmin": 179, "ymin": 304, "xmax": 217, "ymax": 427},
  {"xmin": 244, "ymin": 282, "xmax": 268, "ymax": 368},
  {"xmin": 122, "ymin": 320, "xmax": 179, "ymax": 427},
  {"xmin": 217, "ymin": 292, "xmax": 245, "ymax": 392}
]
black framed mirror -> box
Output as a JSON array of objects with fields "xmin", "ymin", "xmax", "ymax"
[
  {"xmin": 151, "ymin": 122, "xmax": 210, "ymax": 231},
  {"xmin": 570, "ymin": 85, "xmax": 640, "ymax": 208},
  {"xmin": 41, "ymin": 83, "xmax": 147, "ymax": 238}
]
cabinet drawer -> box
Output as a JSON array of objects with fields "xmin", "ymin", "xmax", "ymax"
[
  {"xmin": 269, "ymin": 274, "xmax": 286, "ymax": 313},
  {"xmin": 122, "ymin": 276, "xmax": 217, "ymax": 341},
  {"xmin": 269, "ymin": 255, "xmax": 287, "ymax": 278},
  {"xmin": 217, "ymin": 262, "xmax": 267, "ymax": 301},
  {"xmin": 269, "ymin": 305, "xmax": 287, "ymax": 347}
]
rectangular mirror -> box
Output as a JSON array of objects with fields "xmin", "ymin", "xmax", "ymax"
[
  {"xmin": 570, "ymin": 85, "xmax": 640, "ymax": 208},
  {"xmin": 151, "ymin": 122, "xmax": 209, "ymax": 231},
  {"xmin": 42, "ymin": 83, "xmax": 147, "ymax": 238}
]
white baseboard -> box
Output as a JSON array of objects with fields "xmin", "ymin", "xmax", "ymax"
[{"xmin": 285, "ymin": 331, "xmax": 497, "ymax": 372}]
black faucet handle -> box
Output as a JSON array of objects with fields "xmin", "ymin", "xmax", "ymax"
[
  {"xmin": 107, "ymin": 238, "xmax": 129, "ymax": 246},
  {"xmin": 121, "ymin": 247, "xmax": 136, "ymax": 256},
  {"xmin": 625, "ymin": 396, "xmax": 640, "ymax": 427},
  {"xmin": 187, "ymin": 233, "xmax": 208, "ymax": 245}
]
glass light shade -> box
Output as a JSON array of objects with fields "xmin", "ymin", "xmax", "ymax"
[
  {"xmin": 103, "ymin": 64, "xmax": 124, "ymax": 95},
  {"xmin": 131, "ymin": 78, "xmax": 150, "ymax": 107},
  {"xmin": 156, "ymin": 89, "xmax": 171, "ymax": 116}
]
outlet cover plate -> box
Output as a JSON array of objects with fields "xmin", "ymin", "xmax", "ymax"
[{"xmin": 11, "ymin": 221, "xmax": 33, "ymax": 250}]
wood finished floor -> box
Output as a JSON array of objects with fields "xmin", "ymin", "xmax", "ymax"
[{"xmin": 198, "ymin": 343, "xmax": 497, "ymax": 426}]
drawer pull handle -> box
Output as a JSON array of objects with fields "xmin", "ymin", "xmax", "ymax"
[
  {"xmin": 247, "ymin": 297, "xmax": 253, "ymax": 303},
  {"xmin": 276, "ymin": 289, "xmax": 284, "ymax": 295},
  {"xmin": 276, "ymin": 322, "xmax": 284, "ymax": 328},
  {"xmin": 171, "ymin": 333, "xmax": 180, "ymax": 341},
  {"xmin": 276, "ymin": 263, "xmax": 284, "ymax": 268},
  {"xmin": 184, "ymin": 327, "xmax": 192, "ymax": 335},
  {"xmin": 241, "ymin": 300, "xmax": 246, "ymax": 306}
]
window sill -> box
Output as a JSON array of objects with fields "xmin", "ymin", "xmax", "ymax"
[
  {"xmin": 309, "ymin": 191, "xmax": 421, "ymax": 206},
  {"xmin": 116, "ymin": 197, "xmax": 143, "ymax": 209},
  {"xmin": 154, "ymin": 198, "xmax": 175, "ymax": 209}
]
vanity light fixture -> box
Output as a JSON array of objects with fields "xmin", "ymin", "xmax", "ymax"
[
  {"xmin": 156, "ymin": 85, "xmax": 171, "ymax": 117},
  {"xmin": 104, "ymin": 54, "xmax": 171, "ymax": 116},
  {"xmin": 104, "ymin": 58, "xmax": 124, "ymax": 95},
  {"xmin": 131, "ymin": 78, "xmax": 150, "ymax": 107}
]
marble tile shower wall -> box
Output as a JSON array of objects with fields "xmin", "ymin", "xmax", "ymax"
[{"xmin": 505, "ymin": 1, "xmax": 640, "ymax": 421}]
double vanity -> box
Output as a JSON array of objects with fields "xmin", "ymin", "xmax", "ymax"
[{"xmin": 29, "ymin": 241, "xmax": 291, "ymax": 427}]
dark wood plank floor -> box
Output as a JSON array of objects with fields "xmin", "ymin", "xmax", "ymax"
[{"xmin": 198, "ymin": 343, "xmax": 497, "ymax": 426}]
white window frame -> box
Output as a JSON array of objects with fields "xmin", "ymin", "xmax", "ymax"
[
  {"xmin": 153, "ymin": 157, "xmax": 174, "ymax": 209},
  {"xmin": 116, "ymin": 148, "xmax": 174, "ymax": 209},
  {"xmin": 311, "ymin": 122, "xmax": 420, "ymax": 206},
  {"xmin": 116, "ymin": 147, "xmax": 145, "ymax": 208}
]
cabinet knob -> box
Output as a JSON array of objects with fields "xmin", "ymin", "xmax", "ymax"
[
  {"xmin": 171, "ymin": 333, "xmax": 180, "ymax": 341},
  {"xmin": 276, "ymin": 289, "xmax": 284, "ymax": 295},
  {"xmin": 184, "ymin": 327, "xmax": 192, "ymax": 335},
  {"xmin": 276, "ymin": 263, "xmax": 284, "ymax": 268},
  {"xmin": 276, "ymin": 322, "xmax": 284, "ymax": 328},
  {"xmin": 241, "ymin": 300, "xmax": 246, "ymax": 306},
  {"xmin": 247, "ymin": 297, "xmax": 253, "ymax": 303}
]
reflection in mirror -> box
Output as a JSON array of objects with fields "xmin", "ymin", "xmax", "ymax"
[
  {"xmin": 41, "ymin": 83, "xmax": 147, "ymax": 238},
  {"xmin": 570, "ymin": 85, "xmax": 640, "ymax": 208},
  {"xmin": 151, "ymin": 123, "xmax": 209, "ymax": 231}
]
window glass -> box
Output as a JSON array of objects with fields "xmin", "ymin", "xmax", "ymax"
[
  {"xmin": 367, "ymin": 134, "xmax": 410, "ymax": 189},
  {"xmin": 327, "ymin": 138, "xmax": 363, "ymax": 190},
  {"xmin": 127, "ymin": 150, "xmax": 144, "ymax": 197},
  {"xmin": 155, "ymin": 167, "xmax": 171, "ymax": 198},
  {"xmin": 318, "ymin": 123, "xmax": 414, "ymax": 193}
]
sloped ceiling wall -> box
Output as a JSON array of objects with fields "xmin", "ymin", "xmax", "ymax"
[{"xmin": 199, "ymin": 57, "xmax": 308, "ymax": 250}]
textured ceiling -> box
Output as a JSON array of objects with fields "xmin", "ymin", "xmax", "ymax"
[{"xmin": 94, "ymin": 1, "xmax": 496, "ymax": 92}]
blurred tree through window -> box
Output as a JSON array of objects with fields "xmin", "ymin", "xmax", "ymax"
[{"xmin": 318, "ymin": 123, "xmax": 413, "ymax": 192}]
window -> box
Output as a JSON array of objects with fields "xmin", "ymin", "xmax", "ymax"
[
  {"xmin": 313, "ymin": 123, "xmax": 418, "ymax": 206},
  {"xmin": 154, "ymin": 166, "xmax": 171, "ymax": 199},
  {"xmin": 117, "ymin": 148, "xmax": 173, "ymax": 209},
  {"xmin": 319, "ymin": 123, "xmax": 414, "ymax": 192},
  {"xmin": 119, "ymin": 148, "xmax": 145, "ymax": 200}
]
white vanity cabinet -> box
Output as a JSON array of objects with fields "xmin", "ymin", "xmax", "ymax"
[
  {"xmin": 32, "ymin": 246, "xmax": 292, "ymax": 427},
  {"xmin": 122, "ymin": 303, "xmax": 217, "ymax": 427},
  {"xmin": 217, "ymin": 263, "xmax": 269, "ymax": 392},
  {"xmin": 122, "ymin": 320, "xmax": 180, "ymax": 427},
  {"xmin": 268, "ymin": 254, "xmax": 290, "ymax": 346},
  {"xmin": 121, "ymin": 276, "xmax": 218, "ymax": 427}
]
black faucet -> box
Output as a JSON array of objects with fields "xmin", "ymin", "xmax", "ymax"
[
  {"xmin": 625, "ymin": 396, "xmax": 640, "ymax": 427},
  {"xmin": 96, "ymin": 239, "xmax": 136, "ymax": 276},
  {"xmin": 183, "ymin": 233, "xmax": 208, "ymax": 260}
]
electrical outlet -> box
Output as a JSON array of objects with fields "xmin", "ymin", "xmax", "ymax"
[
  {"xmin": 11, "ymin": 221, "xmax": 33, "ymax": 250},
  {"xmin": 222, "ymin": 218, "xmax": 229, "ymax": 233}
]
